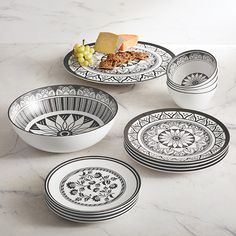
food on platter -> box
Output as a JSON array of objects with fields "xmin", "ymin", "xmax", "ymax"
[
  {"xmin": 94, "ymin": 32, "xmax": 124, "ymax": 54},
  {"xmin": 73, "ymin": 40, "xmax": 95, "ymax": 66},
  {"xmin": 99, "ymin": 51, "xmax": 149, "ymax": 70},
  {"xmin": 119, "ymin": 34, "xmax": 139, "ymax": 51},
  {"xmin": 72, "ymin": 32, "xmax": 149, "ymax": 69}
]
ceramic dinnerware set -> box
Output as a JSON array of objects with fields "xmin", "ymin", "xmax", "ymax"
[{"xmin": 7, "ymin": 42, "xmax": 230, "ymax": 222}]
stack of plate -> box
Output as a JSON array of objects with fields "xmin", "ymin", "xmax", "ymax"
[
  {"xmin": 44, "ymin": 156, "xmax": 141, "ymax": 223},
  {"xmin": 124, "ymin": 109, "xmax": 230, "ymax": 173}
]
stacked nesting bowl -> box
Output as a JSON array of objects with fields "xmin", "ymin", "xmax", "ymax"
[{"xmin": 166, "ymin": 50, "xmax": 218, "ymax": 110}]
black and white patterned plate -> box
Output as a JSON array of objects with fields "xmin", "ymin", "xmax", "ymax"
[
  {"xmin": 63, "ymin": 41, "xmax": 174, "ymax": 85},
  {"xmin": 45, "ymin": 196, "xmax": 137, "ymax": 223},
  {"xmin": 124, "ymin": 141, "xmax": 229, "ymax": 168},
  {"xmin": 45, "ymin": 192, "xmax": 139, "ymax": 216},
  {"xmin": 125, "ymin": 144, "xmax": 228, "ymax": 173},
  {"xmin": 45, "ymin": 156, "xmax": 141, "ymax": 214},
  {"xmin": 124, "ymin": 108, "xmax": 230, "ymax": 163}
]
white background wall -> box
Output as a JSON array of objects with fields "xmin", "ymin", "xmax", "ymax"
[{"xmin": 0, "ymin": 0, "xmax": 235, "ymax": 45}]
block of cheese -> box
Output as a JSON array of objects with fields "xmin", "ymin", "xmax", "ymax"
[
  {"xmin": 119, "ymin": 34, "xmax": 138, "ymax": 51},
  {"xmin": 94, "ymin": 32, "xmax": 124, "ymax": 54}
]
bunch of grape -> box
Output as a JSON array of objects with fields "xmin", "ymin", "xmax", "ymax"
[{"xmin": 73, "ymin": 40, "xmax": 95, "ymax": 66}]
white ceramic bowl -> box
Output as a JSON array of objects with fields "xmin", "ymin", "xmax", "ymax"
[
  {"xmin": 8, "ymin": 85, "xmax": 118, "ymax": 153},
  {"xmin": 167, "ymin": 76, "xmax": 218, "ymax": 94},
  {"xmin": 167, "ymin": 50, "xmax": 217, "ymax": 88},
  {"xmin": 167, "ymin": 69, "xmax": 218, "ymax": 91},
  {"xmin": 168, "ymin": 85, "xmax": 217, "ymax": 109}
]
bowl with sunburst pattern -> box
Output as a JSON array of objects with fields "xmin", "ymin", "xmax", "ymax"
[
  {"xmin": 8, "ymin": 85, "xmax": 118, "ymax": 153},
  {"xmin": 166, "ymin": 50, "xmax": 218, "ymax": 90}
]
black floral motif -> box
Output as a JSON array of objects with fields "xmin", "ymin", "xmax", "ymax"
[
  {"xmin": 92, "ymin": 195, "xmax": 101, "ymax": 202},
  {"xmin": 60, "ymin": 167, "xmax": 126, "ymax": 206},
  {"xmin": 70, "ymin": 189, "xmax": 78, "ymax": 195},
  {"xmin": 67, "ymin": 182, "xmax": 76, "ymax": 189},
  {"xmin": 158, "ymin": 129, "xmax": 195, "ymax": 148},
  {"xmin": 29, "ymin": 113, "xmax": 100, "ymax": 136},
  {"xmin": 94, "ymin": 172, "xmax": 102, "ymax": 178},
  {"xmin": 93, "ymin": 187, "xmax": 100, "ymax": 192},
  {"xmin": 142, "ymin": 121, "xmax": 209, "ymax": 156},
  {"xmin": 181, "ymin": 73, "xmax": 209, "ymax": 86},
  {"xmin": 109, "ymin": 183, "xmax": 118, "ymax": 189}
]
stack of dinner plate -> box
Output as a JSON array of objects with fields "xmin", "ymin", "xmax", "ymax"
[
  {"xmin": 124, "ymin": 108, "xmax": 230, "ymax": 173},
  {"xmin": 44, "ymin": 156, "xmax": 141, "ymax": 223}
]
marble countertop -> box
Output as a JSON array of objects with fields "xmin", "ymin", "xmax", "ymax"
[{"xmin": 1, "ymin": 0, "xmax": 236, "ymax": 235}]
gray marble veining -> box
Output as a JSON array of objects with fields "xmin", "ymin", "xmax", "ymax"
[{"xmin": 0, "ymin": 0, "xmax": 236, "ymax": 235}]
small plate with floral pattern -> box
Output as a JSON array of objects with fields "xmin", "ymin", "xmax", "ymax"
[
  {"xmin": 63, "ymin": 41, "xmax": 174, "ymax": 85},
  {"xmin": 124, "ymin": 108, "xmax": 230, "ymax": 163},
  {"xmin": 44, "ymin": 156, "xmax": 141, "ymax": 215}
]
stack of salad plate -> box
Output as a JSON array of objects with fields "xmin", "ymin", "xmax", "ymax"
[{"xmin": 44, "ymin": 156, "xmax": 141, "ymax": 223}]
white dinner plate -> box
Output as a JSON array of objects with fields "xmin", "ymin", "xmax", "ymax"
[
  {"xmin": 125, "ymin": 145, "xmax": 228, "ymax": 173},
  {"xmin": 124, "ymin": 141, "xmax": 229, "ymax": 167}
]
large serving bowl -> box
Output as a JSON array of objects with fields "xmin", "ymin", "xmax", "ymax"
[
  {"xmin": 8, "ymin": 85, "xmax": 118, "ymax": 153},
  {"xmin": 167, "ymin": 50, "xmax": 217, "ymax": 88}
]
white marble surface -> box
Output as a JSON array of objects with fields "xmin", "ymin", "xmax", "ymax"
[{"xmin": 1, "ymin": 0, "xmax": 236, "ymax": 235}]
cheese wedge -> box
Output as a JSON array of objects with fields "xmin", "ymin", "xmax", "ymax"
[
  {"xmin": 94, "ymin": 32, "xmax": 124, "ymax": 54},
  {"xmin": 119, "ymin": 34, "xmax": 138, "ymax": 51}
]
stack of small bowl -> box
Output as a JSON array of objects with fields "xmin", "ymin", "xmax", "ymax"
[{"xmin": 166, "ymin": 50, "xmax": 218, "ymax": 110}]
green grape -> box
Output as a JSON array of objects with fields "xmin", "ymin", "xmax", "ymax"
[
  {"xmin": 90, "ymin": 48, "xmax": 95, "ymax": 54},
  {"xmin": 88, "ymin": 59, "xmax": 93, "ymax": 65},
  {"xmin": 74, "ymin": 43, "xmax": 81, "ymax": 52},
  {"xmin": 83, "ymin": 60, "xmax": 89, "ymax": 66},
  {"xmin": 78, "ymin": 46, "xmax": 85, "ymax": 52},
  {"xmin": 76, "ymin": 53, "xmax": 84, "ymax": 59},
  {"xmin": 78, "ymin": 57, "xmax": 85, "ymax": 63},
  {"xmin": 83, "ymin": 50, "xmax": 89, "ymax": 56},
  {"xmin": 85, "ymin": 53, "xmax": 92, "ymax": 60},
  {"xmin": 85, "ymin": 45, "xmax": 90, "ymax": 51}
]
